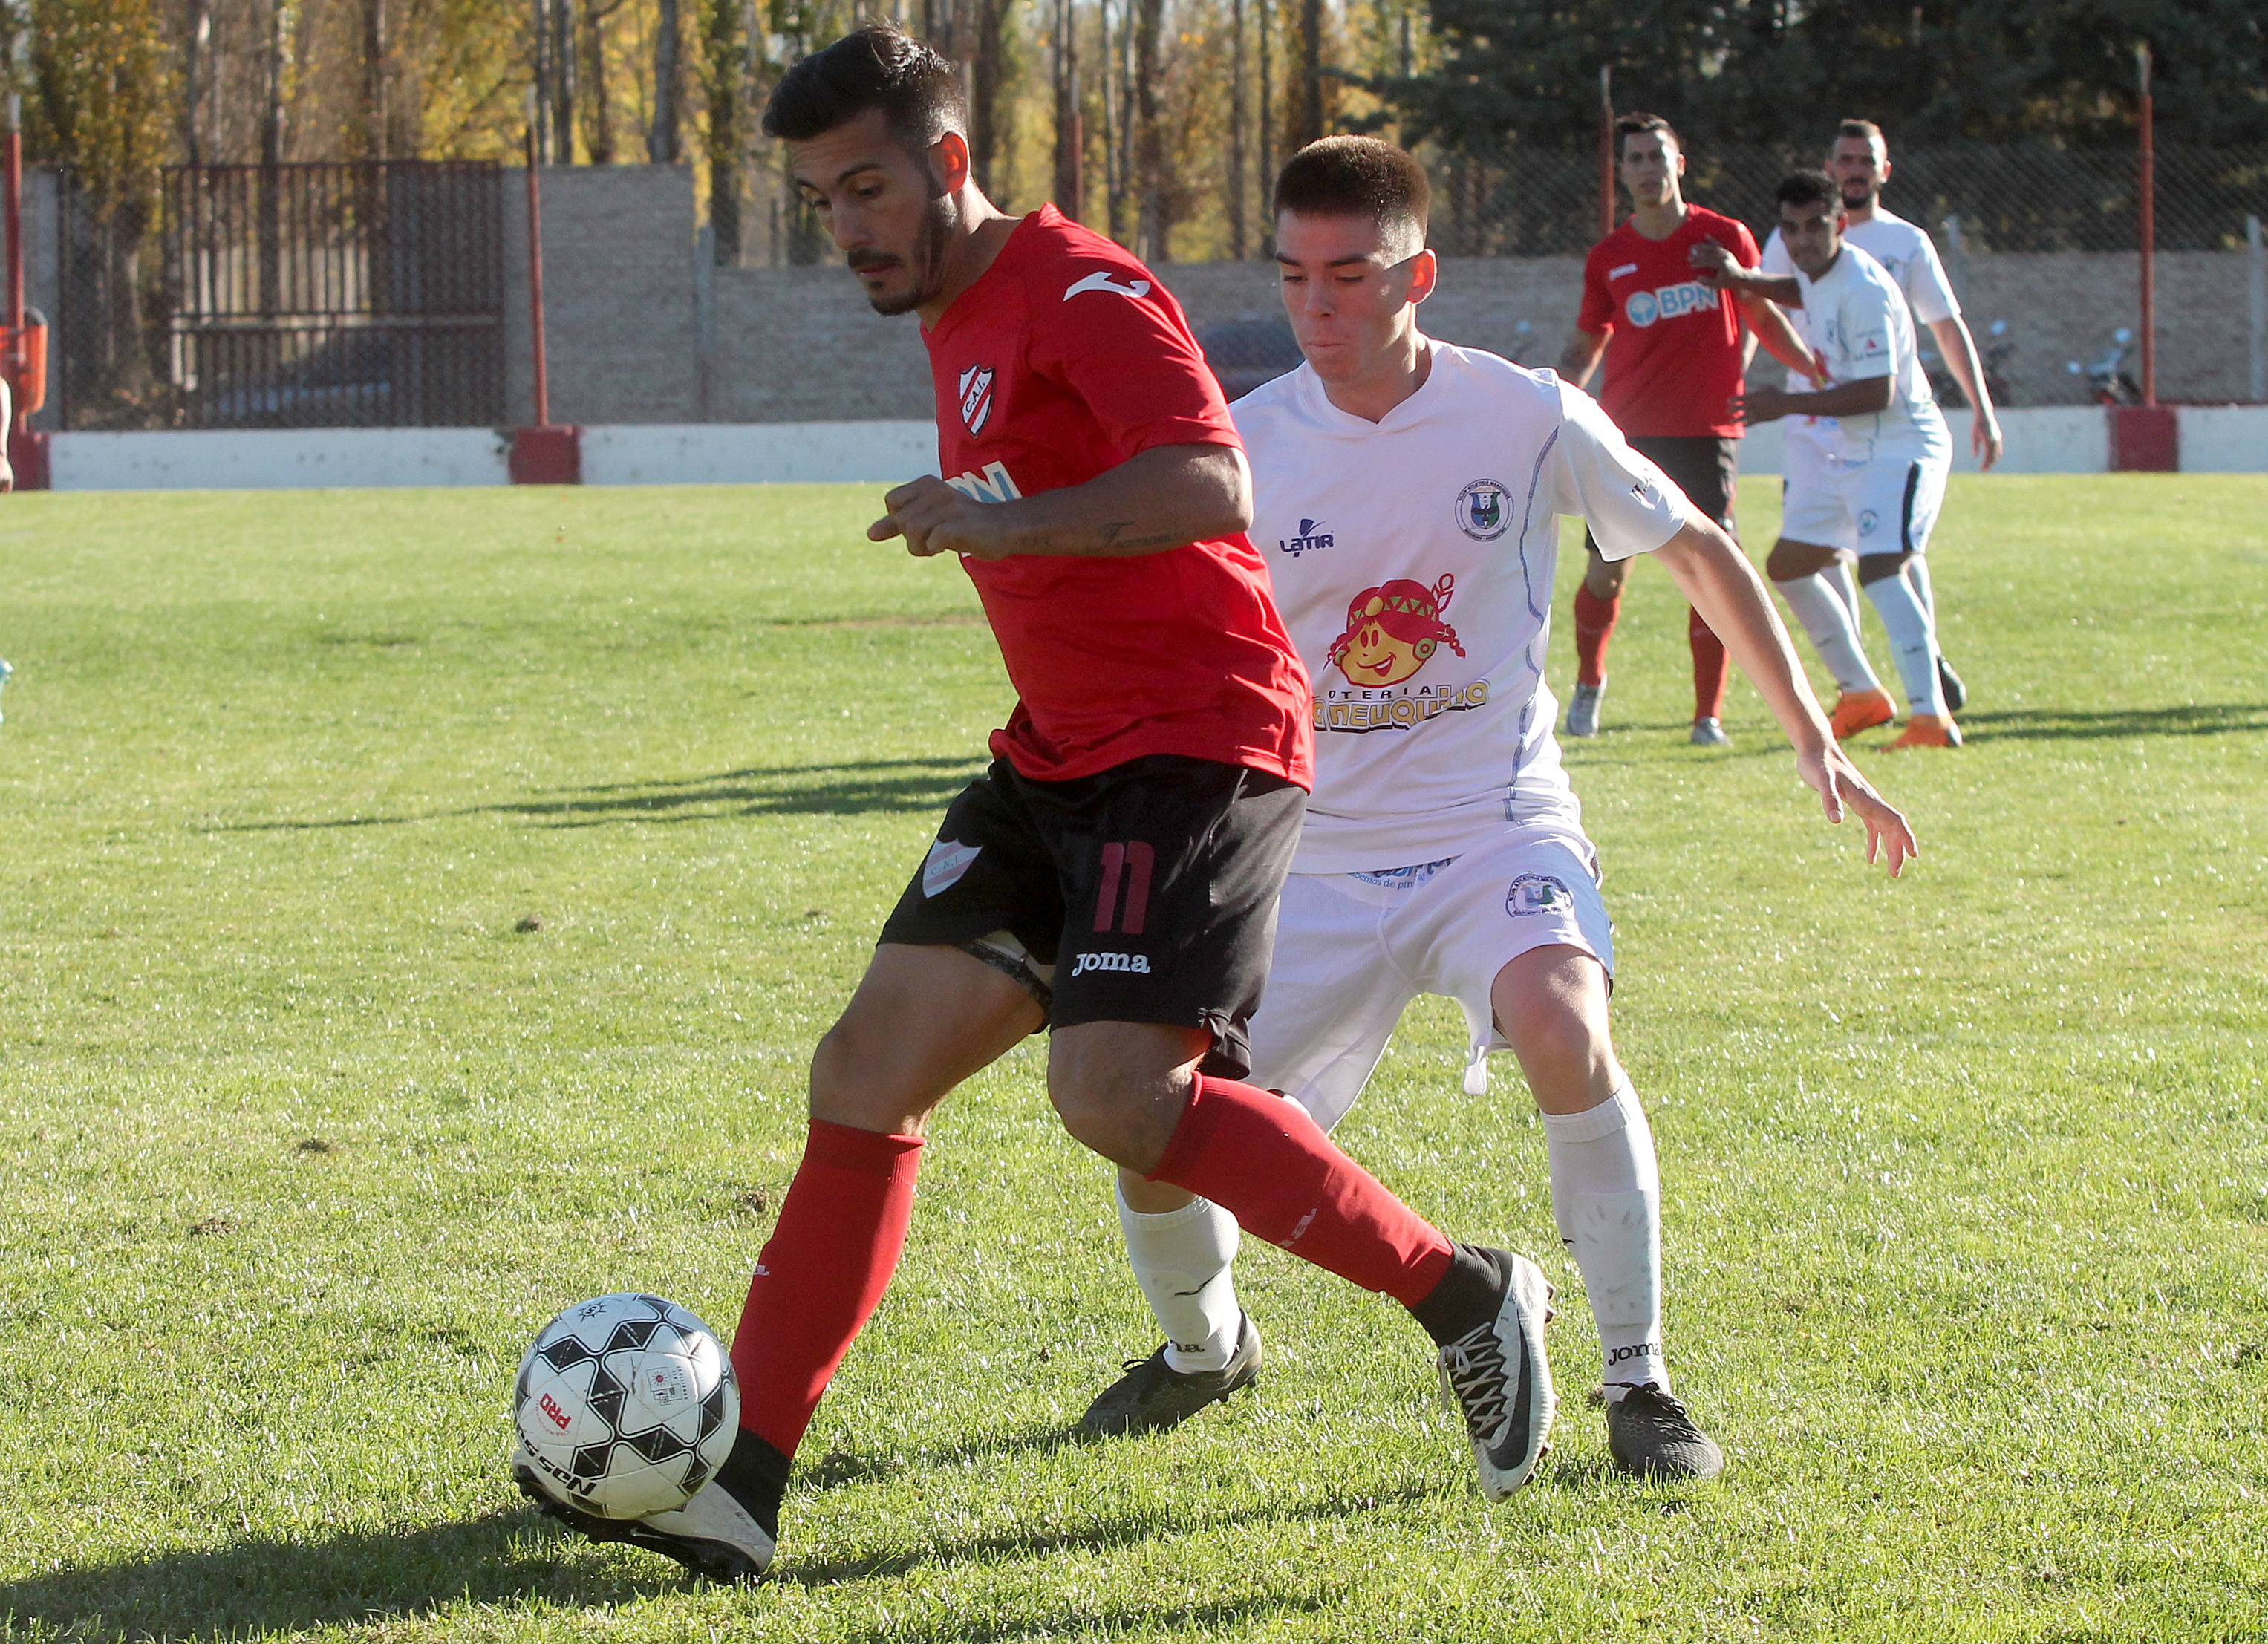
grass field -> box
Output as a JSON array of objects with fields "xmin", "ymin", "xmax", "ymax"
[{"xmin": 0, "ymin": 474, "xmax": 2263, "ymax": 1644}]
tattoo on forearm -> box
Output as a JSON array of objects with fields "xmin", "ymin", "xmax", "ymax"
[{"xmin": 1098, "ymin": 521, "xmax": 1184, "ymax": 550}]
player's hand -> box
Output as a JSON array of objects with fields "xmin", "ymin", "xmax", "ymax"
[
  {"xmin": 1805, "ymin": 348, "xmax": 1831, "ymax": 388},
  {"xmin": 1796, "ymin": 741, "xmax": 1918, "ymax": 878},
  {"xmin": 868, "ymin": 476, "xmax": 1014, "ymax": 560},
  {"xmin": 1731, "ymin": 384, "xmax": 1792, "ymax": 425},
  {"xmin": 1687, "ymin": 239, "xmax": 1739, "ymax": 287},
  {"xmin": 1974, "ymin": 414, "xmax": 2004, "ymax": 472}
]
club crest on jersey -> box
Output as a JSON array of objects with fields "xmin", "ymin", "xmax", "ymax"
[
  {"xmin": 1857, "ymin": 509, "xmax": 1880, "ymax": 537},
  {"xmin": 1456, "ymin": 479, "xmax": 1511, "ymax": 541},
  {"xmin": 922, "ymin": 838, "xmax": 982, "ymax": 898},
  {"xmin": 1278, "ymin": 517, "xmax": 1334, "ymax": 557},
  {"xmin": 958, "ymin": 365, "xmax": 995, "ymax": 434},
  {"xmin": 1506, "ymin": 873, "xmax": 1571, "ymax": 917}
]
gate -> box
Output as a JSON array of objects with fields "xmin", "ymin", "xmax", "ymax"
[{"xmin": 161, "ymin": 162, "xmax": 505, "ymax": 428}]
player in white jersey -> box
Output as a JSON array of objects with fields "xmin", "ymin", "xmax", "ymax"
[
  {"xmin": 1723, "ymin": 171, "xmax": 1962, "ymax": 749},
  {"xmin": 1079, "ymin": 137, "xmax": 1917, "ymax": 1480}
]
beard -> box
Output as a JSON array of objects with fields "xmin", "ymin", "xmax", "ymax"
[
  {"xmin": 853, "ymin": 192, "xmax": 958, "ymax": 317},
  {"xmin": 1840, "ymin": 180, "xmax": 1874, "ymax": 210}
]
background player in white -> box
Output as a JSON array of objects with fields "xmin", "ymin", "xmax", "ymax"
[
  {"xmin": 1698, "ymin": 120, "xmax": 1995, "ymax": 728},
  {"xmin": 1734, "ymin": 171, "xmax": 1962, "ymax": 750},
  {"xmin": 1083, "ymin": 137, "xmax": 1917, "ymax": 1478}
]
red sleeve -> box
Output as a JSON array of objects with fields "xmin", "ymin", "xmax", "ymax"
[
  {"xmin": 1730, "ymin": 221, "xmax": 1760, "ymax": 264},
  {"xmin": 1575, "ymin": 245, "xmax": 1614, "ymax": 336},
  {"xmin": 1026, "ymin": 263, "xmax": 1240, "ymax": 457}
]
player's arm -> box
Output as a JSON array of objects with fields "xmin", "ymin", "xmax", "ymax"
[
  {"xmin": 1555, "ymin": 327, "xmax": 1608, "ymax": 388},
  {"xmin": 1734, "ymin": 290, "xmax": 1827, "ymax": 385},
  {"xmin": 1689, "ymin": 238, "xmax": 1802, "ymax": 306},
  {"xmin": 868, "ymin": 441, "xmax": 1250, "ymax": 561},
  {"xmin": 1733, "ymin": 374, "xmax": 1891, "ymax": 424},
  {"xmin": 1926, "ymin": 314, "xmax": 2004, "ymax": 471},
  {"xmin": 1652, "ymin": 518, "xmax": 1917, "ymax": 875}
]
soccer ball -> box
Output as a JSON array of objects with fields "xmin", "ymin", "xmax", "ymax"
[{"xmin": 512, "ymin": 1292, "xmax": 739, "ymax": 1519}]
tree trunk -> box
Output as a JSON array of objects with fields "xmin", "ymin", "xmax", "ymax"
[
  {"xmin": 700, "ymin": 0, "xmax": 745, "ymax": 262},
  {"xmin": 183, "ymin": 0, "xmax": 210, "ymax": 166},
  {"xmin": 261, "ymin": 0, "xmax": 285, "ymax": 311},
  {"xmin": 362, "ymin": 0, "xmax": 388, "ymax": 160},
  {"xmin": 1133, "ymin": 0, "xmax": 1161, "ymax": 261},
  {"xmin": 1052, "ymin": 0, "xmax": 1081, "ymax": 218},
  {"xmin": 1229, "ymin": 0, "xmax": 1245, "ymax": 258},
  {"xmin": 649, "ymin": 0, "xmax": 680, "ymax": 162},
  {"xmin": 550, "ymin": 0, "xmax": 576, "ymax": 162},
  {"xmin": 1297, "ymin": 0, "xmax": 1320, "ymax": 148},
  {"xmin": 968, "ymin": 0, "xmax": 1009, "ymax": 196},
  {"xmin": 581, "ymin": 0, "xmax": 616, "ymax": 163}
]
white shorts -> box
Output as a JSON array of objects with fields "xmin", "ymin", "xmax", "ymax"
[
  {"xmin": 1245, "ymin": 826, "xmax": 1615, "ymax": 1132},
  {"xmin": 1780, "ymin": 425, "xmax": 1949, "ymax": 558}
]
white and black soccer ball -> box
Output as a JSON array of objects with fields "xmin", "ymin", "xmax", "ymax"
[{"xmin": 512, "ymin": 1292, "xmax": 739, "ymax": 1520}]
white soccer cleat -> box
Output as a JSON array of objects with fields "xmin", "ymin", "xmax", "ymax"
[
  {"xmin": 1437, "ymin": 1249, "xmax": 1558, "ymax": 1499},
  {"xmin": 1689, "ymin": 717, "xmax": 1729, "ymax": 746},
  {"xmin": 1565, "ymin": 681, "xmax": 1606, "ymax": 738}
]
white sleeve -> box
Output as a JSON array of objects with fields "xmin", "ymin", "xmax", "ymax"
[
  {"xmin": 1835, "ymin": 277, "xmax": 1900, "ymax": 382},
  {"xmin": 1548, "ymin": 383, "xmax": 1693, "ymax": 562},
  {"xmin": 1903, "ymin": 232, "xmax": 1960, "ymax": 324},
  {"xmin": 1759, "ymin": 230, "xmax": 1793, "ymax": 278}
]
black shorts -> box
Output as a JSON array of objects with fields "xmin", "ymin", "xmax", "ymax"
[
  {"xmin": 877, "ymin": 754, "xmax": 1306, "ymax": 1079},
  {"xmin": 1586, "ymin": 434, "xmax": 1738, "ymax": 557}
]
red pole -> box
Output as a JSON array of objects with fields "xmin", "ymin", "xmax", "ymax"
[
  {"xmin": 1598, "ymin": 66, "xmax": 1615, "ymax": 238},
  {"xmin": 5, "ymin": 93, "xmax": 25, "ymax": 436},
  {"xmin": 524, "ymin": 122, "xmax": 551, "ymax": 428},
  {"xmin": 2136, "ymin": 43, "xmax": 2156, "ymax": 408}
]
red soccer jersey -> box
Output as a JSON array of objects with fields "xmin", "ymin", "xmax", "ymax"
[
  {"xmin": 924, "ymin": 206, "xmax": 1312, "ymax": 786},
  {"xmin": 1575, "ymin": 206, "xmax": 1761, "ymax": 438}
]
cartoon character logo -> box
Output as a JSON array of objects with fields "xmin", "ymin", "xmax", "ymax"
[
  {"xmin": 1455, "ymin": 479, "xmax": 1512, "ymax": 541},
  {"xmin": 1327, "ymin": 575, "xmax": 1467, "ymax": 688}
]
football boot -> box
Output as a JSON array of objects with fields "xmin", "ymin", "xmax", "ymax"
[
  {"xmin": 1565, "ymin": 680, "xmax": 1606, "ymax": 739},
  {"xmin": 1888, "ymin": 713, "xmax": 1963, "ymax": 750},
  {"xmin": 1604, "ymin": 1383, "xmax": 1724, "ymax": 1480},
  {"xmin": 1434, "ymin": 1247, "xmax": 1558, "ymax": 1498},
  {"xmin": 1689, "ymin": 717, "xmax": 1730, "ymax": 746},
  {"xmin": 515, "ymin": 1428, "xmax": 786, "ymax": 1583},
  {"xmin": 1080, "ymin": 1312, "xmax": 1263, "ymax": 1438},
  {"xmin": 1937, "ymin": 655, "xmax": 1967, "ymax": 714},
  {"xmin": 1828, "ymin": 688, "xmax": 1895, "ymax": 740}
]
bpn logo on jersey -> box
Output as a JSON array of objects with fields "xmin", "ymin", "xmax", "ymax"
[
  {"xmin": 1625, "ymin": 281, "xmax": 1717, "ymax": 328},
  {"xmin": 1456, "ymin": 479, "xmax": 1512, "ymax": 541},
  {"xmin": 958, "ymin": 365, "xmax": 996, "ymax": 434}
]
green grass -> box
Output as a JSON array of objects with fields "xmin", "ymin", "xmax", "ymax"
[{"xmin": 0, "ymin": 476, "xmax": 2263, "ymax": 1643}]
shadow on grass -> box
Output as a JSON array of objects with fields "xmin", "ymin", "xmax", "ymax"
[
  {"xmin": 0, "ymin": 1507, "xmax": 666, "ymax": 1640},
  {"xmin": 215, "ymin": 756, "xmax": 987, "ymax": 833},
  {"xmin": 806, "ymin": 1420, "xmax": 1095, "ymax": 1491},
  {"xmin": 1953, "ymin": 702, "xmax": 2267, "ymax": 743}
]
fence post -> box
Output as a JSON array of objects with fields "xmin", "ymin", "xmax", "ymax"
[
  {"xmin": 2249, "ymin": 214, "xmax": 2266, "ymax": 405},
  {"xmin": 1597, "ymin": 67, "xmax": 1614, "ymax": 238},
  {"xmin": 2134, "ymin": 42, "xmax": 2155, "ymax": 408}
]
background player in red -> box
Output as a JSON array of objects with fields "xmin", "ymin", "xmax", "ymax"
[
  {"xmin": 515, "ymin": 27, "xmax": 1559, "ymax": 1583},
  {"xmin": 1555, "ymin": 113, "xmax": 1822, "ymax": 746}
]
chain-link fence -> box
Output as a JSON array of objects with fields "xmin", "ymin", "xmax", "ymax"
[{"xmin": 1427, "ymin": 141, "xmax": 2268, "ymax": 257}]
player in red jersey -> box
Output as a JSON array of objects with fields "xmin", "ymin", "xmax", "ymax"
[
  {"xmin": 515, "ymin": 27, "xmax": 1559, "ymax": 1582},
  {"xmin": 1556, "ymin": 113, "xmax": 1822, "ymax": 746}
]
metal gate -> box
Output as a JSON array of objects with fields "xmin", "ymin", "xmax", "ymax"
[{"xmin": 161, "ymin": 162, "xmax": 505, "ymax": 428}]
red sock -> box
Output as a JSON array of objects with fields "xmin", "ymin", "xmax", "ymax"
[
  {"xmin": 729, "ymin": 1119, "xmax": 922, "ymax": 1458},
  {"xmin": 1147, "ymin": 1075, "xmax": 1453, "ymax": 1308},
  {"xmin": 1573, "ymin": 585, "xmax": 1620, "ymax": 688},
  {"xmin": 1689, "ymin": 606, "xmax": 1729, "ymax": 720}
]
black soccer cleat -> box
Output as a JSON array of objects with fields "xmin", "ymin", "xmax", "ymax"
[
  {"xmin": 515, "ymin": 1429, "xmax": 786, "ymax": 1583},
  {"xmin": 1937, "ymin": 655, "xmax": 1967, "ymax": 714},
  {"xmin": 1603, "ymin": 1383, "xmax": 1724, "ymax": 1480},
  {"xmin": 1081, "ymin": 1312, "xmax": 1264, "ymax": 1437},
  {"xmin": 1433, "ymin": 1247, "xmax": 1557, "ymax": 1498}
]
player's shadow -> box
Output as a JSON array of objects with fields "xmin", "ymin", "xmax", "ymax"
[
  {"xmin": 804, "ymin": 1419, "xmax": 1096, "ymax": 1491},
  {"xmin": 476, "ymin": 756, "xmax": 985, "ymax": 826},
  {"xmin": 0, "ymin": 1507, "xmax": 666, "ymax": 1640},
  {"xmin": 1953, "ymin": 702, "xmax": 2268, "ymax": 743}
]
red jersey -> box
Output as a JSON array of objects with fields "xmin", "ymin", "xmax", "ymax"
[
  {"xmin": 924, "ymin": 206, "xmax": 1311, "ymax": 786},
  {"xmin": 1575, "ymin": 206, "xmax": 1761, "ymax": 438}
]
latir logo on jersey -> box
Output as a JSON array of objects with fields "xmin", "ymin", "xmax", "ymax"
[
  {"xmin": 958, "ymin": 365, "xmax": 995, "ymax": 434},
  {"xmin": 1063, "ymin": 270, "xmax": 1151, "ymax": 301},
  {"xmin": 1329, "ymin": 575, "xmax": 1465, "ymax": 688},
  {"xmin": 1278, "ymin": 518, "xmax": 1334, "ymax": 557}
]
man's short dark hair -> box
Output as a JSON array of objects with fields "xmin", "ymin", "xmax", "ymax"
[
  {"xmin": 1835, "ymin": 118, "xmax": 1884, "ymax": 146},
  {"xmin": 1273, "ymin": 136, "xmax": 1430, "ymax": 255},
  {"xmin": 761, "ymin": 26, "xmax": 966, "ymax": 155},
  {"xmin": 1776, "ymin": 169, "xmax": 1840, "ymax": 212},
  {"xmin": 1614, "ymin": 112, "xmax": 1678, "ymax": 153}
]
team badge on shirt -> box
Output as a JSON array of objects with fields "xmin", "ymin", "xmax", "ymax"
[
  {"xmin": 958, "ymin": 365, "xmax": 996, "ymax": 434},
  {"xmin": 1455, "ymin": 480, "xmax": 1512, "ymax": 541},
  {"xmin": 1506, "ymin": 873, "xmax": 1572, "ymax": 916}
]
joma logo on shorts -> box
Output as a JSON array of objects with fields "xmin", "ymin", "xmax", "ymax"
[{"xmin": 1070, "ymin": 951, "xmax": 1152, "ymax": 976}]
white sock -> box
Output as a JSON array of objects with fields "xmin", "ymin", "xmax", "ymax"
[
  {"xmin": 1905, "ymin": 554, "xmax": 1936, "ymax": 622},
  {"xmin": 1542, "ymin": 1083, "xmax": 1668, "ymax": 1399},
  {"xmin": 1116, "ymin": 1181, "xmax": 1242, "ymax": 1373},
  {"xmin": 1826, "ymin": 554, "xmax": 1863, "ymax": 627},
  {"xmin": 1863, "ymin": 570, "xmax": 1946, "ymax": 716},
  {"xmin": 1776, "ymin": 573, "xmax": 1882, "ymax": 695}
]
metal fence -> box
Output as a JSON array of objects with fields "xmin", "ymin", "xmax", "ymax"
[
  {"xmin": 58, "ymin": 162, "xmax": 506, "ymax": 431},
  {"xmin": 1430, "ymin": 141, "xmax": 2268, "ymax": 258}
]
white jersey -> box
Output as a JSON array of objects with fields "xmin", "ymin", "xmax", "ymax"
[
  {"xmin": 1762, "ymin": 206, "xmax": 1961, "ymax": 330},
  {"xmin": 1780, "ymin": 243, "xmax": 1947, "ymax": 459},
  {"xmin": 1233, "ymin": 339, "xmax": 1690, "ymax": 873}
]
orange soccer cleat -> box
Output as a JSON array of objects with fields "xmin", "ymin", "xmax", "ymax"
[
  {"xmin": 1828, "ymin": 688, "xmax": 1896, "ymax": 740},
  {"xmin": 1888, "ymin": 713, "xmax": 1964, "ymax": 750}
]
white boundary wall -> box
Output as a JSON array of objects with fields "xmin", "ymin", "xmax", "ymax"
[{"xmin": 41, "ymin": 407, "xmax": 2261, "ymax": 490}]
